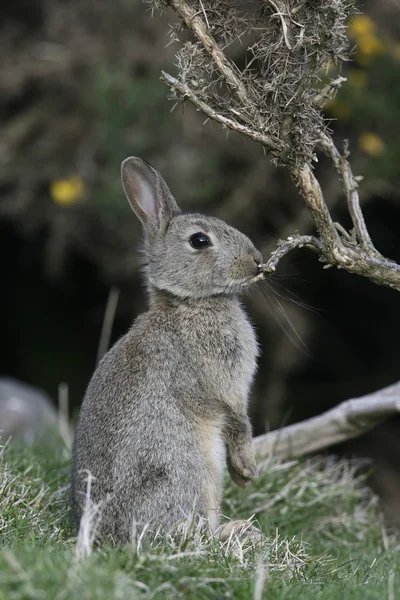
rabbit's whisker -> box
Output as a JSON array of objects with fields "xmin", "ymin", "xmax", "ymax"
[{"xmin": 258, "ymin": 279, "xmax": 308, "ymax": 353}]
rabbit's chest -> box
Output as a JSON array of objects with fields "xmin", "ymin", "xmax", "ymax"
[
  {"xmin": 189, "ymin": 303, "xmax": 258, "ymax": 401},
  {"xmin": 218, "ymin": 314, "xmax": 258, "ymax": 398}
]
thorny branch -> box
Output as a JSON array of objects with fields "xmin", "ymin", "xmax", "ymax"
[
  {"xmin": 152, "ymin": 0, "xmax": 400, "ymax": 291},
  {"xmin": 166, "ymin": 0, "xmax": 261, "ymax": 127},
  {"xmin": 161, "ymin": 72, "xmax": 284, "ymax": 152}
]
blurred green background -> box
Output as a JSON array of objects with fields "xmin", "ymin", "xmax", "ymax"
[{"xmin": 1, "ymin": 0, "xmax": 400, "ymax": 521}]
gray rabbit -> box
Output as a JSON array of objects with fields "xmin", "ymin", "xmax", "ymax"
[{"xmin": 71, "ymin": 157, "xmax": 264, "ymax": 544}]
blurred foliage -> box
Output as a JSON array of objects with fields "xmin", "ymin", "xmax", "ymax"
[
  {"xmin": 325, "ymin": 14, "xmax": 400, "ymax": 181},
  {"xmin": 76, "ymin": 63, "xmax": 226, "ymax": 220},
  {"xmin": 87, "ymin": 64, "xmax": 175, "ymax": 218}
]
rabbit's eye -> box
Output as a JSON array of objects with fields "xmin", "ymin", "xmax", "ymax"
[{"xmin": 189, "ymin": 232, "xmax": 211, "ymax": 249}]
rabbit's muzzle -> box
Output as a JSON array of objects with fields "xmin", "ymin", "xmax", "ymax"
[{"xmin": 240, "ymin": 251, "xmax": 264, "ymax": 287}]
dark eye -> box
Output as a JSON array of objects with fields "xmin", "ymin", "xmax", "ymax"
[{"xmin": 189, "ymin": 232, "xmax": 211, "ymax": 249}]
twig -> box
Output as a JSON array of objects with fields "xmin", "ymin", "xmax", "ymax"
[
  {"xmin": 266, "ymin": 0, "xmax": 292, "ymax": 50},
  {"xmin": 198, "ymin": 0, "xmax": 209, "ymax": 29},
  {"xmin": 313, "ymin": 76, "xmax": 347, "ymax": 107},
  {"xmin": 260, "ymin": 234, "xmax": 323, "ymax": 274},
  {"xmin": 169, "ymin": 0, "xmax": 262, "ymax": 127},
  {"xmin": 253, "ymin": 381, "xmax": 400, "ymax": 460},
  {"xmin": 161, "ymin": 71, "xmax": 285, "ymax": 153},
  {"xmin": 318, "ymin": 133, "xmax": 381, "ymax": 257},
  {"xmin": 96, "ymin": 287, "xmax": 120, "ymax": 365}
]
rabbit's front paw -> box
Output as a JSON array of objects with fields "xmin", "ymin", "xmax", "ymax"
[{"xmin": 227, "ymin": 443, "xmax": 258, "ymax": 488}]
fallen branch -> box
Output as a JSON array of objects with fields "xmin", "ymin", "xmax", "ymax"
[{"xmin": 253, "ymin": 381, "xmax": 400, "ymax": 460}]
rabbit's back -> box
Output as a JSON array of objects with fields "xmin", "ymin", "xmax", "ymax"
[{"xmin": 71, "ymin": 311, "xmax": 215, "ymax": 542}]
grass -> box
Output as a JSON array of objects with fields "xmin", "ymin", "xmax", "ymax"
[{"xmin": 0, "ymin": 440, "xmax": 398, "ymax": 600}]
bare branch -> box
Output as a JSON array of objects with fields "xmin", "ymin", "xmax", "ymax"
[
  {"xmin": 290, "ymin": 163, "xmax": 341, "ymax": 252},
  {"xmin": 163, "ymin": 69, "xmax": 400, "ymax": 288},
  {"xmin": 260, "ymin": 234, "xmax": 323, "ymax": 274},
  {"xmin": 319, "ymin": 133, "xmax": 381, "ymax": 257},
  {"xmin": 289, "ymin": 164, "xmax": 400, "ymax": 288},
  {"xmin": 161, "ymin": 71, "xmax": 285, "ymax": 152},
  {"xmin": 253, "ymin": 381, "xmax": 400, "ymax": 460}
]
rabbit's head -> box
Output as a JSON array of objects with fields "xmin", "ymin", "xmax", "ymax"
[{"xmin": 122, "ymin": 157, "xmax": 263, "ymax": 299}]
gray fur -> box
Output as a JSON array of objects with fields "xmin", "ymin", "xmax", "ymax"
[{"xmin": 71, "ymin": 157, "xmax": 262, "ymax": 544}]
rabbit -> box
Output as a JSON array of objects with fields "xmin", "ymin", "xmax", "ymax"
[{"xmin": 71, "ymin": 157, "xmax": 264, "ymax": 544}]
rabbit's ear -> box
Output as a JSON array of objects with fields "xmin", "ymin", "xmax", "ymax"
[{"xmin": 121, "ymin": 157, "xmax": 181, "ymax": 235}]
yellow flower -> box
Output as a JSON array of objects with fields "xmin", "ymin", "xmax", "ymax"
[
  {"xmin": 50, "ymin": 176, "xmax": 85, "ymax": 206},
  {"xmin": 358, "ymin": 133, "xmax": 385, "ymax": 157},
  {"xmin": 347, "ymin": 69, "xmax": 368, "ymax": 88},
  {"xmin": 348, "ymin": 16, "xmax": 384, "ymax": 63},
  {"xmin": 356, "ymin": 34, "xmax": 384, "ymax": 58},
  {"xmin": 348, "ymin": 15, "xmax": 375, "ymax": 39}
]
